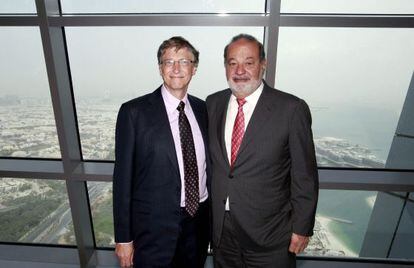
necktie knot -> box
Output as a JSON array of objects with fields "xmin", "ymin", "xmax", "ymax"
[
  {"xmin": 177, "ymin": 101, "xmax": 185, "ymax": 112},
  {"xmin": 237, "ymin": 98, "xmax": 246, "ymax": 108}
]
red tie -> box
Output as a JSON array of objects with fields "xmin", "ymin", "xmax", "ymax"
[{"xmin": 231, "ymin": 98, "xmax": 246, "ymax": 166}]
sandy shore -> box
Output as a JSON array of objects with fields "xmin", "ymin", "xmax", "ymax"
[{"xmin": 317, "ymin": 215, "xmax": 358, "ymax": 257}]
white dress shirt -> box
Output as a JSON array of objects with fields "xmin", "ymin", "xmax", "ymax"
[{"xmin": 224, "ymin": 83, "xmax": 264, "ymax": 210}]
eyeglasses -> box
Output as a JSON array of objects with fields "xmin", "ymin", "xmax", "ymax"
[{"xmin": 160, "ymin": 59, "xmax": 194, "ymax": 68}]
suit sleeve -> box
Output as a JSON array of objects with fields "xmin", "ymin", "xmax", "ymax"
[
  {"xmin": 113, "ymin": 104, "xmax": 135, "ymax": 243},
  {"xmin": 289, "ymin": 99, "xmax": 319, "ymax": 236}
]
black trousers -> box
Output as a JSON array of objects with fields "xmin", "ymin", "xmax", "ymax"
[
  {"xmin": 133, "ymin": 201, "xmax": 209, "ymax": 268},
  {"xmin": 214, "ymin": 212, "xmax": 295, "ymax": 268},
  {"xmin": 172, "ymin": 200, "xmax": 210, "ymax": 268}
]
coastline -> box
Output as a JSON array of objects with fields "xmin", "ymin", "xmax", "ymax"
[{"xmin": 316, "ymin": 215, "xmax": 358, "ymax": 257}]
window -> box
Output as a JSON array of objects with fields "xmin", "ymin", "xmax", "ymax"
[
  {"xmin": 0, "ymin": 27, "xmax": 61, "ymax": 159},
  {"xmin": 0, "ymin": 0, "xmax": 36, "ymax": 14},
  {"xmin": 1, "ymin": 1, "xmax": 413, "ymax": 265},
  {"xmin": 0, "ymin": 178, "xmax": 75, "ymax": 245},
  {"xmin": 66, "ymin": 26, "xmax": 263, "ymax": 160},
  {"xmin": 275, "ymin": 27, "xmax": 414, "ymax": 168},
  {"xmin": 281, "ymin": 1, "xmax": 414, "ymax": 14},
  {"xmin": 60, "ymin": 0, "xmax": 266, "ymax": 14},
  {"xmin": 306, "ymin": 190, "xmax": 377, "ymax": 257},
  {"xmin": 88, "ymin": 181, "xmax": 114, "ymax": 247}
]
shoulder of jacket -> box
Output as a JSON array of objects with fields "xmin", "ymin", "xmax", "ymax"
[{"xmin": 207, "ymin": 88, "xmax": 230, "ymax": 101}]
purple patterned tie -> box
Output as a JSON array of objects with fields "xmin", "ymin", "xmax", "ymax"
[{"xmin": 177, "ymin": 101, "xmax": 199, "ymax": 217}]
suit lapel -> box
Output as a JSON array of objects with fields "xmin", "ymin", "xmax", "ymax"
[
  {"xmin": 147, "ymin": 87, "xmax": 180, "ymax": 178},
  {"xmin": 217, "ymin": 90, "xmax": 232, "ymax": 167},
  {"xmin": 189, "ymin": 95, "xmax": 208, "ymax": 147},
  {"xmin": 236, "ymin": 85, "xmax": 273, "ymax": 160},
  {"xmin": 188, "ymin": 96, "xmax": 211, "ymax": 184}
]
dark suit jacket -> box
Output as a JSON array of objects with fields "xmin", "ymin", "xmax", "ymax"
[
  {"xmin": 206, "ymin": 82, "xmax": 318, "ymax": 251},
  {"xmin": 113, "ymin": 87, "xmax": 210, "ymax": 264}
]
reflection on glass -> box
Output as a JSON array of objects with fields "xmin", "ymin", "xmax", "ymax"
[
  {"xmin": 0, "ymin": 0, "xmax": 36, "ymax": 14},
  {"xmin": 304, "ymin": 190, "xmax": 377, "ymax": 257},
  {"xmin": 88, "ymin": 181, "xmax": 114, "ymax": 247},
  {"xmin": 281, "ymin": 0, "xmax": 414, "ymax": 14},
  {"xmin": 0, "ymin": 178, "xmax": 75, "ymax": 245},
  {"xmin": 275, "ymin": 28, "xmax": 414, "ymax": 168},
  {"xmin": 61, "ymin": 0, "xmax": 265, "ymax": 14},
  {"xmin": 66, "ymin": 26, "xmax": 263, "ymax": 160},
  {"xmin": 387, "ymin": 192, "xmax": 414, "ymax": 259},
  {"xmin": 0, "ymin": 27, "xmax": 61, "ymax": 159}
]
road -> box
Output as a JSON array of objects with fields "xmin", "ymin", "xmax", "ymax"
[{"xmin": 19, "ymin": 182, "xmax": 110, "ymax": 244}]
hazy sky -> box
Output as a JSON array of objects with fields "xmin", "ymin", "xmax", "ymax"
[
  {"xmin": 1, "ymin": 1, "xmax": 413, "ymax": 105},
  {"xmin": 1, "ymin": 1, "xmax": 414, "ymax": 160},
  {"xmin": 1, "ymin": 26, "xmax": 412, "ymax": 111}
]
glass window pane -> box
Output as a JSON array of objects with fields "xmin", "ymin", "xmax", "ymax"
[
  {"xmin": 88, "ymin": 181, "xmax": 114, "ymax": 247},
  {"xmin": 387, "ymin": 192, "xmax": 414, "ymax": 259},
  {"xmin": 275, "ymin": 28, "xmax": 414, "ymax": 168},
  {"xmin": 0, "ymin": 0, "xmax": 36, "ymax": 14},
  {"xmin": 306, "ymin": 190, "xmax": 414, "ymax": 261},
  {"xmin": 281, "ymin": 0, "xmax": 414, "ymax": 14},
  {"xmin": 65, "ymin": 26, "xmax": 263, "ymax": 160},
  {"xmin": 61, "ymin": 0, "xmax": 265, "ymax": 14},
  {"xmin": 305, "ymin": 190, "xmax": 377, "ymax": 257},
  {"xmin": 87, "ymin": 186, "xmax": 414, "ymax": 257},
  {"xmin": 0, "ymin": 178, "xmax": 75, "ymax": 245},
  {"xmin": 0, "ymin": 27, "xmax": 61, "ymax": 159}
]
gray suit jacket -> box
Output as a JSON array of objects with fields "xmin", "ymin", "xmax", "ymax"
[{"xmin": 206, "ymin": 82, "xmax": 318, "ymax": 251}]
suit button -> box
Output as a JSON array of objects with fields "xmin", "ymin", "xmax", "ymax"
[{"xmin": 228, "ymin": 174, "xmax": 234, "ymax": 179}]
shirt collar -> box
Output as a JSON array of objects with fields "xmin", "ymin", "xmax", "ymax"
[{"xmin": 161, "ymin": 84, "xmax": 189, "ymax": 115}]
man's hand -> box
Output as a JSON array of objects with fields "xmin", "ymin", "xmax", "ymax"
[
  {"xmin": 115, "ymin": 242, "xmax": 134, "ymax": 268},
  {"xmin": 288, "ymin": 233, "xmax": 310, "ymax": 254}
]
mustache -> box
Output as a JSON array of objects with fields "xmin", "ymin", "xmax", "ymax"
[{"xmin": 232, "ymin": 76, "xmax": 250, "ymax": 80}]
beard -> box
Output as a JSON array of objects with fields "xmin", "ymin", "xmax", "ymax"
[{"xmin": 227, "ymin": 77, "xmax": 262, "ymax": 98}]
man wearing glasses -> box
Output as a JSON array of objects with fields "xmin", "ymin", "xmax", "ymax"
[{"xmin": 113, "ymin": 36, "xmax": 209, "ymax": 268}]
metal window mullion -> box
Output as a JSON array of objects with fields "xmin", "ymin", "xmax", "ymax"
[
  {"xmin": 36, "ymin": 1, "xmax": 95, "ymax": 267},
  {"xmin": 49, "ymin": 14, "xmax": 268, "ymax": 26},
  {"xmin": 2, "ymin": 159, "xmax": 414, "ymax": 191},
  {"xmin": 0, "ymin": 16, "xmax": 39, "ymax": 26},
  {"xmin": 264, "ymin": 0, "xmax": 281, "ymax": 87},
  {"xmin": 280, "ymin": 14, "xmax": 414, "ymax": 27}
]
